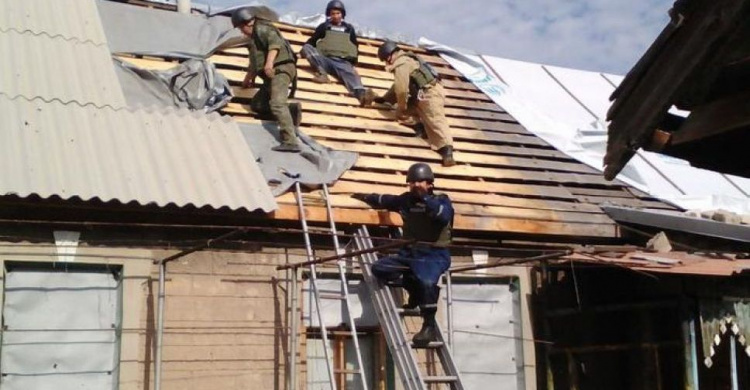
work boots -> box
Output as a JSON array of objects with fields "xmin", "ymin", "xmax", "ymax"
[
  {"xmin": 271, "ymin": 143, "xmax": 301, "ymax": 153},
  {"xmin": 412, "ymin": 311, "xmax": 439, "ymax": 346},
  {"xmin": 288, "ymin": 102, "xmax": 302, "ymax": 127},
  {"xmin": 311, "ymin": 72, "xmax": 331, "ymax": 84},
  {"xmin": 411, "ymin": 123, "xmax": 427, "ymax": 139},
  {"xmin": 354, "ymin": 88, "xmax": 377, "ymax": 107},
  {"xmin": 438, "ymin": 145, "xmax": 456, "ymax": 167}
]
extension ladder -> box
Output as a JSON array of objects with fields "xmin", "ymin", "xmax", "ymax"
[{"xmin": 352, "ymin": 225, "xmax": 465, "ymax": 390}]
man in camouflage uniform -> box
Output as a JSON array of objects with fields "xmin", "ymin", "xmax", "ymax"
[
  {"xmin": 352, "ymin": 163, "xmax": 453, "ymax": 345},
  {"xmin": 375, "ymin": 41, "xmax": 456, "ymax": 167},
  {"xmin": 233, "ymin": 8, "xmax": 302, "ymax": 152}
]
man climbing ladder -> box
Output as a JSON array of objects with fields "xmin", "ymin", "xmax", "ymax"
[{"xmin": 352, "ymin": 162, "xmax": 453, "ymax": 345}]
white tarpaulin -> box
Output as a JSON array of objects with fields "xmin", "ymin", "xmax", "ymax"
[{"xmin": 421, "ymin": 38, "xmax": 750, "ymax": 214}]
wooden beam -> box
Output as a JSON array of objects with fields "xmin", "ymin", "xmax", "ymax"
[{"xmin": 671, "ymin": 89, "xmax": 750, "ymax": 145}]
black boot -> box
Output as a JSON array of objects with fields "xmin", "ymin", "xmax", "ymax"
[
  {"xmin": 271, "ymin": 143, "xmax": 301, "ymax": 153},
  {"xmin": 411, "ymin": 123, "xmax": 428, "ymax": 139},
  {"xmin": 288, "ymin": 102, "xmax": 302, "ymax": 127},
  {"xmin": 412, "ymin": 311, "xmax": 438, "ymax": 346},
  {"xmin": 438, "ymin": 145, "xmax": 456, "ymax": 167}
]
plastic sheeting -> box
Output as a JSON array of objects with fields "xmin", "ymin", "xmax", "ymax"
[
  {"xmin": 422, "ymin": 38, "xmax": 750, "ymax": 214},
  {"xmin": 1, "ymin": 266, "xmax": 121, "ymax": 390},
  {"xmin": 115, "ymin": 58, "xmax": 232, "ymax": 112},
  {"xmin": 97, "ymin": 0, "xmax": 244, "ymax": 58},
  {"xmin": 238, "ymin": 122, "xmax": 358, "ymax": 196}
]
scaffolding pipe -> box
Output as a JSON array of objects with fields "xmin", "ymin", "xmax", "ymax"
[
  {"xmin": 449, "ymin": 251, "xmax": 571, "ymax": 274},
  {"xmin": 445, "ymin": 272, "xmax": 454, "ymax": 351},
  {"xmin": 290, "ymin": 266, "xmax": 299, "ymax": 390},
  {"xmin": 277, "ymin": 239, "xmax": 413, "ymax": 270},
  {"xmin": 177, "ymin": 0, "xmax": 191, "ymax": 14},
  {"xmin": 154, "ymin": 262, "xmax": 166, "ymax": 390}
]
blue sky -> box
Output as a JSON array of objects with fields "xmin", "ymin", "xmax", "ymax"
[{"xmin": 204, "ymin": 0, "xmax": 675, "ymax": 75}]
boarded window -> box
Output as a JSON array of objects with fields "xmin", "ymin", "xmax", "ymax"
[{"xmin": 1, "ymin": 262, "xmax": 122, "ymax": 390}]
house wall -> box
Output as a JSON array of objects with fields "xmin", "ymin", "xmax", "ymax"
[{"xmin": 0, "ymin": 239, "xmax": 539, "ymax": 390}]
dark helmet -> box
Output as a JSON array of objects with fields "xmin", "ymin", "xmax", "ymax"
[
  {"xmin": 325, "ymin": 0, "xmax": 346, "ymax": 17},
  {"xmin": 406, "ymin": 163, "xmax": 434, "ymax": 183},
  {"xmin": 378, "ymin": 40, "xmax": 399, "ymax": 61},
  {"xmin": 231, "ymin": 7, "xmax": 255, "ymax": 28}
]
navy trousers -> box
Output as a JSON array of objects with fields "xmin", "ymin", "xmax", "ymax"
[{"xmin": 371, "ymin": 247, "xmax": 450, "ymax": 313}]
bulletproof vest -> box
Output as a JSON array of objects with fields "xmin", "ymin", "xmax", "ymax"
[
  {"xmin": 401, "ymin": 194, "xmax": 452, "ymax": 247},
  {"xmin": 250, "ymin": 21, "xmax": 297, "ymax": 73},
  {"xmin": 406, "ymin": 53, "xmax": 438, "ymax": 90},
  {"xmin": 316, "ymin": 25, "xmax": 358, "ymax": 61}
]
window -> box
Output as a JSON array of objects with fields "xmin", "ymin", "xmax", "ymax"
[
  {"xmin": 0, "ymin": 262, "xmax": 123, "ymax": 390},
  {"xmin": 306, "ymin": 326, "xmax": 388, "ymax": 389}
]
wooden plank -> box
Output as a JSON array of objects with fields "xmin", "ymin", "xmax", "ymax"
[
  {"xmin": 298, "ymin": 126, "xmax": 564, "ymax": 156},
  {"xmin": 268, "ymin": 203, "xmax": 618, "ymax": 237},
  {"xmin": 276, "ymin": 190, "xmax": 614, "ymax": 224},
  {"xmin": 352, "ymin": 155, "xmax": 615, "ymax": 186},
  {"xmin": 282, "ymin": 100, "xmax": 524, "ymax": 134},
  {"xmin": 231, "ymin": 111, "xmax": 537, "ymax": 145},
  {"xmin": 326, "ymin": 181, "xmax": 611, "ymax": 223},
  {"xmin": 318, "ymin": 140, "xmax": 598, "ymax": 175},
  {"xmin": 339, "ymin": 170, "xmax": 587, "ymax": 204}
]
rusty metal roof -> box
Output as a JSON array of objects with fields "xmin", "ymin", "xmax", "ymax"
[{"xmin": 565, "ymin": 251, "xmax": 750, "ymax": 277}]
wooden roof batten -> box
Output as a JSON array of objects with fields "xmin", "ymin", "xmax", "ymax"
[{"xmin": 117, "ymin": 17, "xmax": 674, "ymax": 244}]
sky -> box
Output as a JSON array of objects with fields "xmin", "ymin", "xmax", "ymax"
[{"xmin": 203, "ymin": 0, "xmax": 675, "ymax": 75}]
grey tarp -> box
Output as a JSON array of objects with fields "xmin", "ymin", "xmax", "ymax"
[
  {"xmin": 238, "ymin": 122, "xmax": 358, "ymax": 196},
  {"xmin": 114, "ymin": 58, "xmax": 232, "ymax": 112},
  {"xmin": 97, "ymin": 0, "xmax": 244, "ymax": 58}
]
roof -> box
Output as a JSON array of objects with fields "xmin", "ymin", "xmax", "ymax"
[
  {"xmin": 0, "ymin": 0, "xmax": 125, "ymax": 107},
  {"xmin": 427, "ymin": 47, "xmax": 750, "ymax": 214},
  {"xmin": 0, "ymin": 0, "xmax": 276, "ymax": 213},
  {"xmin": 120, "ymin": 20, "xmax": 677, "ymax": 242},
  {"xmin": 602, "ymin": 205, "xmax": 750, "ymax": 245},
  {"xmin": 0, "ymin": 95, "xmax": 276, "ymax": 212},
  {"xmin": 564, "ymin": 251, "xmax": 750, "ymax": 277},
  {"xmin": 606, "ymin": 0, "xmax": 750, "ymax": 179}
]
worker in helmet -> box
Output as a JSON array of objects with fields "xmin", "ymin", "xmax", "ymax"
[
  {"xmin": 300, "ymin": 1, "xmax": 375, "ymax": 106},
  {"xmin": 233, "ymin": 7, "xmax": 303, "ymax": 152},
  {"xmin": 352, "ymin": 163, "xmax": 453, "ymax": 345},
  {"xmin": 375, "ymin": 41, "xmax": 456, "ymax": 167}
]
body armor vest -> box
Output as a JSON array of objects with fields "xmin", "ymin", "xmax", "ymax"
[
  {"xmin": 317, "ymin": 26, "xmax": 357, "ymax": 61},
  {"xmin": 401, "ymin": 194, "xmax": 452, "ymax": 247},
  {"xmin": 406, "ymin": 53, "xmax": 438, "ymax": 90},
  {"xmin": 250, "ymin": 22, "xmax": 297, "ymax": 74}
]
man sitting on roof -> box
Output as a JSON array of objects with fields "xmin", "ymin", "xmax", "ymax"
[
  {"xmin": 300, "ymin": 1, "xmax": 375, "ymax": 107},
  {"xmin": 375, "ymin": 41, "xmax": 456, "ymax": 167},
  {"xmin": 233, "ymin": 8, "xmax": 303, "ymax": 153},
  {"xmin": 352, "ymin": 163, "xmax": 453, "ymax": 345}
]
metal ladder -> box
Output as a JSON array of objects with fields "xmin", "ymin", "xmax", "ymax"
[
  {"xmin": 352, "ymin": 225, "xmax": 465, "ymax": 390},
  {"xmin": 294, "ymin": 182, "xmax": 369, "ymax": 390}
]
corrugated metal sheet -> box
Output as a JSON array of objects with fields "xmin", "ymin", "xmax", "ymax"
[
  {"xmin": 0, "ymin": 0, "xmax": 107, "ymax": 44},
  {"xmin": 0, "ymin": 30, "xmax": 126, "ymax": 107},
  {"xmin": 565, "ymin": 252, "xmax": 750, "ymax": 277},
  {"xmin": 0, "ymin": 95, "xmax": 277, "ymax": 212}
]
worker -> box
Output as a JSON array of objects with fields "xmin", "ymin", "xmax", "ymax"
[
  {"xmin": 300, "ymin": 1, "xmax": 375, "ymax": 106},
  {"xmin": 233, "ymin": 7, "xmax": 303, "ymax": 152},
  {"xmin": 352, "ymin": 163, "xmax": 453, "ymax": 345},
  {"xmin": 375, "ymin": 41, "xmax": 456, "ymax": 167}
]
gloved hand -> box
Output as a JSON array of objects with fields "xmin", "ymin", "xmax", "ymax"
[
  {"xmin": 373, "ymin": 96, "xmax": 386, "ymax": 104},
  {"xmin": 351, "ymin": 193, "xmax": 369, "ymax": 202}
]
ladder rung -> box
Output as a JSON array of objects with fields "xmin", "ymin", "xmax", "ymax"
[
  {"xmin": 319, "ymin": 293, "xmax": 346, "ymax": 300},
  {"xmin": 424, "ymin": 376, "xmax": 459, "ymax": 383},
  {"xmin": 396, "ymin": 307, "xmax": 421, "ymax": 316},
  {"xmin": 334, "ymin": 369, "xmax": 362, "ymax": 375},
  {"xmin": 410, "ymin": 341, "xmax": 445, "ymax": 349}
]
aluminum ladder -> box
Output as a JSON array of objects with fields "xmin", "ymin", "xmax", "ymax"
[
  {"xmin": 352, "ymin": 225, "xmax": 465, "ymax": 390},
  {"xmin": 294, "ymin": 182, "xmax": 369, "ymax": 390}
]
